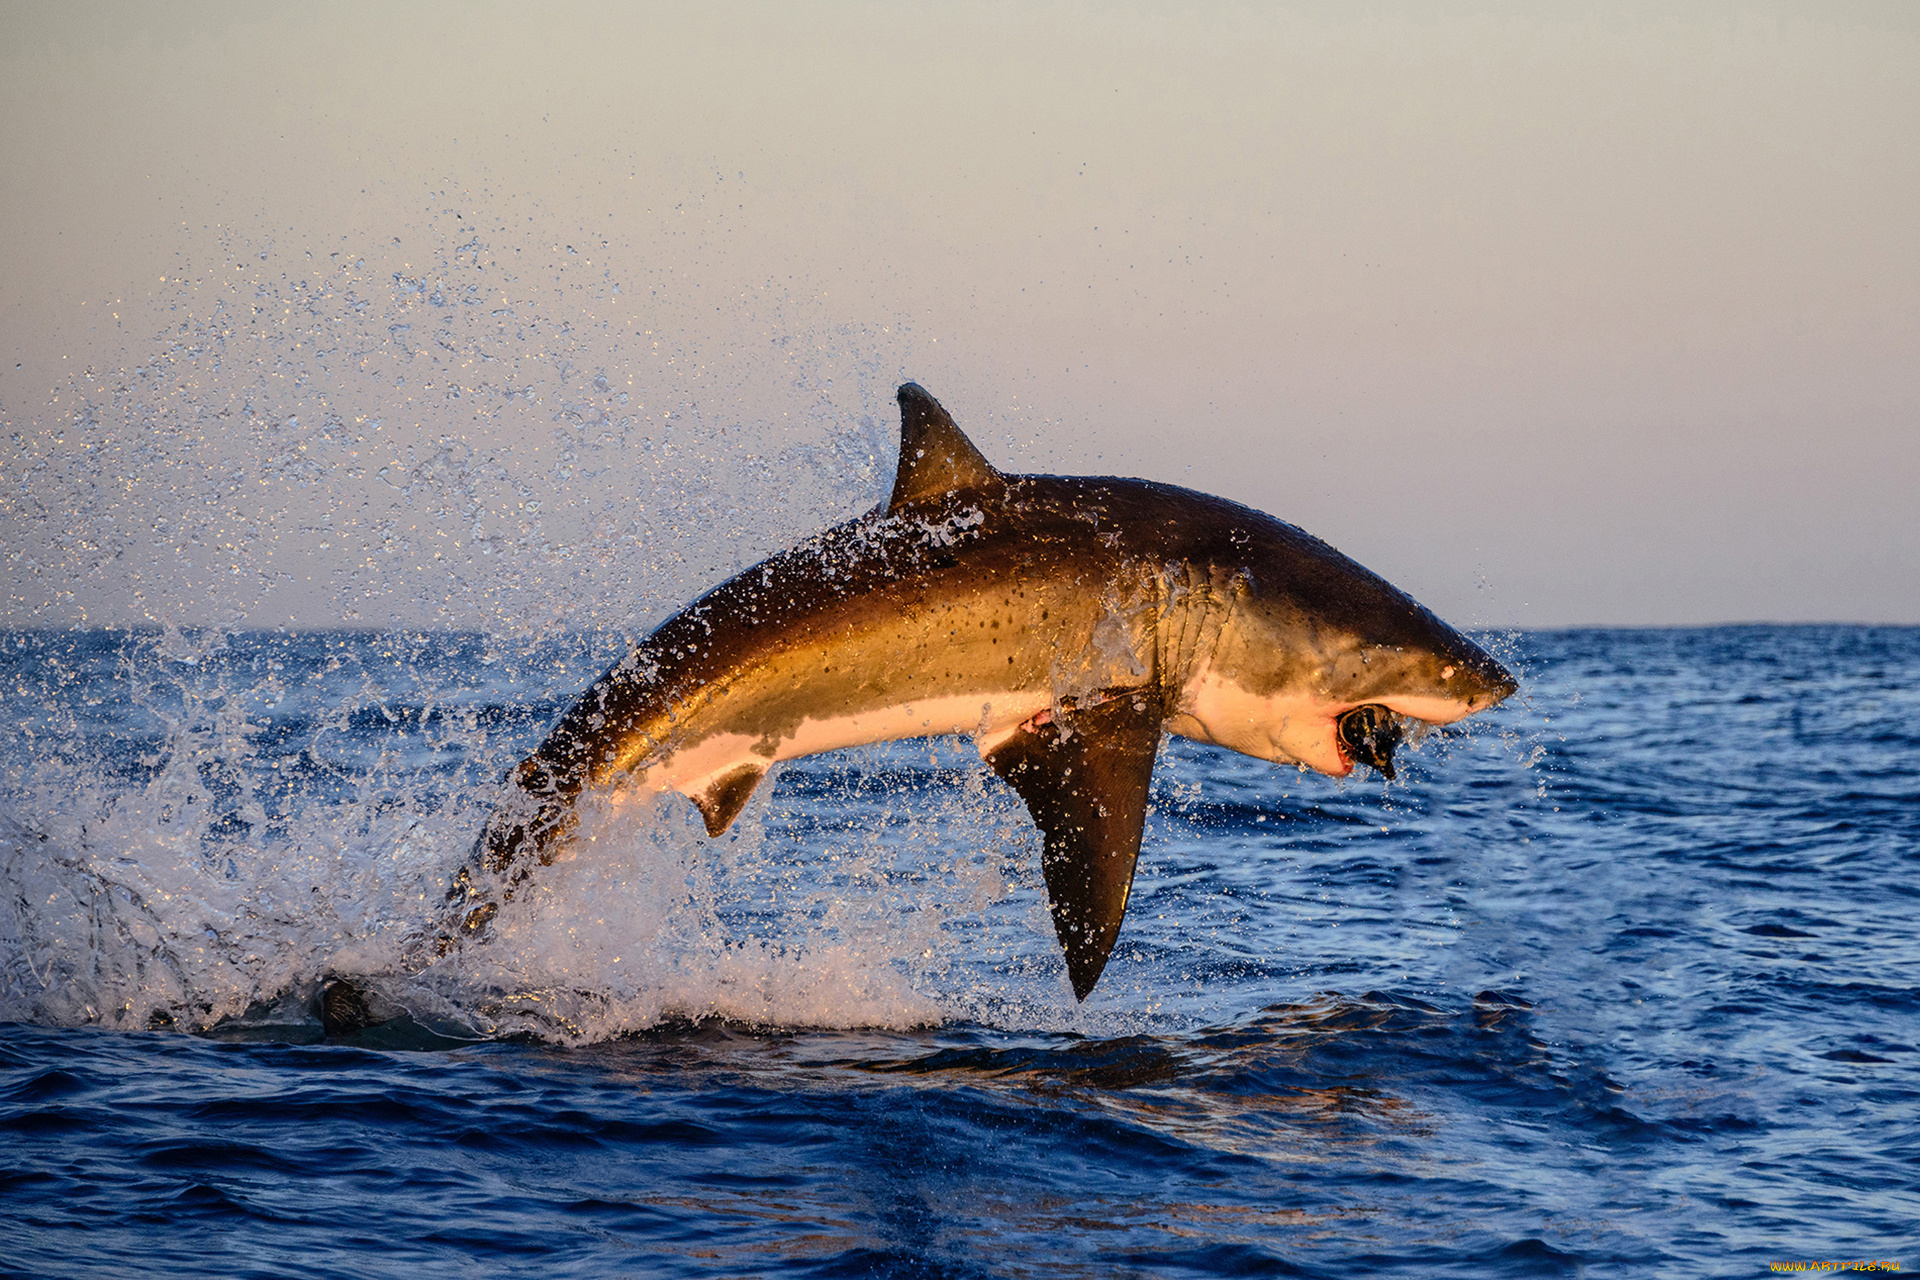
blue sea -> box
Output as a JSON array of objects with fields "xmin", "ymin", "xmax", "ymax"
[{"xmin": 2, "ymin": 624, "xmax": 1915, "ymax": 1277}]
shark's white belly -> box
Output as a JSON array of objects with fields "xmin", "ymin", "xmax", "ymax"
[{"xmin": 631, "ymin": 689, "xmax": 1056, "ymax": 809}]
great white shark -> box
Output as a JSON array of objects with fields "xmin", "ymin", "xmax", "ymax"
[{"xmin": 396, "ymin": 382, "xmax": 1516, "ymax": 1010}]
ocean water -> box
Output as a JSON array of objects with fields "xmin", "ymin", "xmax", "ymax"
[{"xmin": 1, "ymin": 624, "xmax": 1915, "ymax": 1277}]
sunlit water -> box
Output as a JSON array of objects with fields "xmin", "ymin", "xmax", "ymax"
[{"xmin": 2, "ymin": 625, "xmax": 1916, "ymax": 1277}]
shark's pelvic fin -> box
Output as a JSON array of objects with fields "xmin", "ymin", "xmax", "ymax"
[
  {"xmin": 691, "ymin": 762, "xmax": 768, "ymax": 837},
  {"xmin": 889, "ymin": 382, "xmax": 1003, "ymax": 511},
  {"xmin": 986, "ymin": 690, "xmax": 1163, "ymax": 1000}
]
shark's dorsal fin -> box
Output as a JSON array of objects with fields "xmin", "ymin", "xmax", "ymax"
[
  {"xmin": 889, "ymin": 383, "xmax": 1002, "ymax": 511},
  {"xmin": 985, "ymin": 690, "xmax": 1162, "ymax": 1000}
]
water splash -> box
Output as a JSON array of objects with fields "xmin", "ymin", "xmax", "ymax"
[
  {"xmin": 0, "ymin": 195, "xmax": 980, "ymax": 1037},
  {"xmin": 0, "ymin": 627, "xmax": 1078, "ymax": 1038}
]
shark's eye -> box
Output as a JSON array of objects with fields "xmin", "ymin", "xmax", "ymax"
[{"xmin": 1336, "ymin": 704, "xmax": 1403, "ymax": 780}]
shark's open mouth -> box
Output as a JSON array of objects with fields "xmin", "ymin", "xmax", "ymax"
[{"xmin": 1336, "ymin": 704, "xmax": 1404, "ymax": 780}]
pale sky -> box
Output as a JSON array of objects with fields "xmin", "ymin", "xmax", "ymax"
[{"xmin": 3, "ymin": 1, "xmax": 1915, "ymax": 631}]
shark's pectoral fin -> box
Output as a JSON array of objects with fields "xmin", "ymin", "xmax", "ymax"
[
  {"xmin": 690, "ymin": 762, "xmax": 768, "ymax": 837},
  {"xmin": 985, "ymin": 691, "xmax": 1163, "ymax": 1000}
]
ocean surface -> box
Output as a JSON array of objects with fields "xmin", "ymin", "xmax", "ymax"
[{"xmin": 1, "ymin": 624, "xmax": 1915, "ymax": 1278}]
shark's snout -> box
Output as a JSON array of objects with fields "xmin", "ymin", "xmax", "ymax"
[{"xmin": 1447, "ymin": 642, "xmax": 1518, "ymax": 712}]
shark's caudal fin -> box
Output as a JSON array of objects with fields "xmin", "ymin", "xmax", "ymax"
[
  {"xmin": 889, "ymin": 383, "xmax": 1003, "ymax": 511},
  {"xmin": 986, "ymin": 691, "xmax": 1163, "ymax": 1000}
]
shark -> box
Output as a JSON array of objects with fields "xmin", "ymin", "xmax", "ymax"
[{"xmin": 412, "ymin": 382, "xmax": 1517, "ymax": 1006}]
